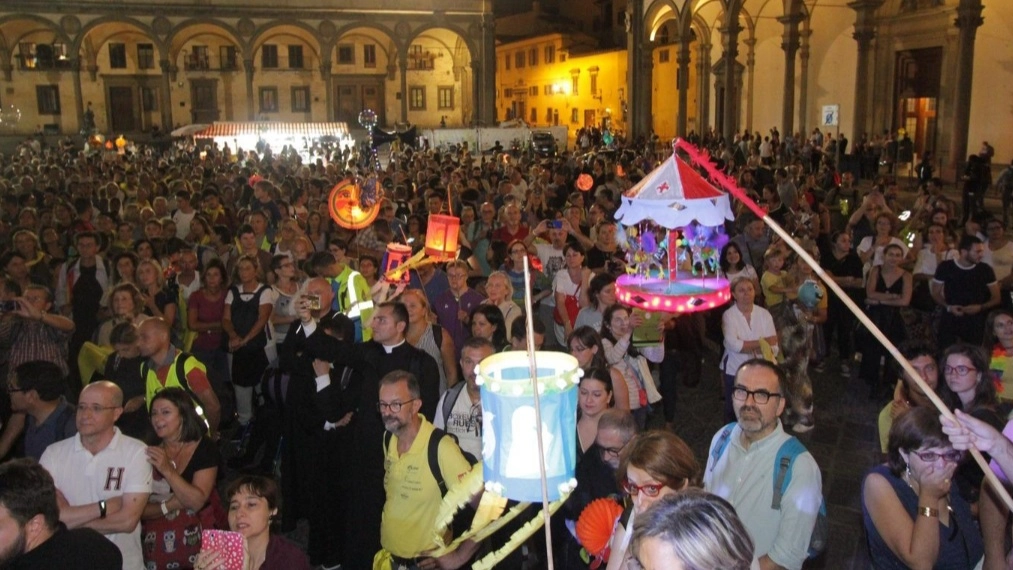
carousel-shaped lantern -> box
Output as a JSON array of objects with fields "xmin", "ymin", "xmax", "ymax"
[
  {"xmin": 328, "ymin": 177, "xmax": 380, "ymax": 230},
  {"xmin": 477, "ymin": 351, "xmax": 580, "ymax": 502},
  {"xmin": 425, "ymin": 214, "xmax": 460, "ymax": 261},
  {"xmin": 613, "ymin": 148, "xmax": 734, "ymax": 313}
]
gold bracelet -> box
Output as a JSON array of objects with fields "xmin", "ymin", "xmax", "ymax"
[{"xmin": 919, "ymin": 506, "xmax": 939, "ymax": 518}]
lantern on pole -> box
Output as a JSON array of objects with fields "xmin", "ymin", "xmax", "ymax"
[
  {"xmin": 328, "ymin": 178, "xmax": 380, "ymax": 230},
  {"xmin": 477, "ymin": 351, "xmax": 580, "ymax": 502},
  {"xmin": 381, "ymin": 242, "xmax": 413, "ymax": 284},
  {"xmin": 424, "ymin": 214, "xmax": 460, "ymax": 261}
]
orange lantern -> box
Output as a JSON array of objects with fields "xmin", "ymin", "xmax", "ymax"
[
  {"xmin": 328, "ymin": 178, "xmax": 381, "ymax": 230},
  {"xmin": 576, "ymin": 173, "xmax": 594, "ymax": 192},
  {"xmin": 424, "ymin": 214, "xmax": 460, "ymax": 261}
]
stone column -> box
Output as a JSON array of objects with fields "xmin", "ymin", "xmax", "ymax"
[
  {"xmin": 744, "ymin": 37, "xmax": 756, "ymax": 132},
  {"xmin": 471, "ymin": 60, "xmax": 482, "ymax": 126},
  {"xmin": 798, "ymin": 29, "xmax": 812, "ymax": 136},
  {"xmin": 626, "ymin": 0, "xmax": 652, "ymax": 139},
  {"xmin": 158, "ymin": 59, "xmax": 174, "ymax": 131},
  {"xmin": 696, "ymin": 41, "xmax": 712, "ymax": 134},
  {"xmin": 848, "ymin": 0, "xmax": 884, "ymax": 143},
  {"xmin": 398, "ymin": 49, "xmax": 409, "ymax": 123},
  {"xmin": 778, "ymin": 14, "xmax": 802, "ymax": 137},
  {"xmin": 318, "ymin": 61, "xmax": 332, "ymax": 121},
  {"xmin": 676, "ymin": 36, "xmax": 692, "ymax": 137},
  {"xmin": 949, "ymin": 0, "xmax": 984, "ymax": 174},
  {"xmin": 480, "ymin": 14, "xmax": 497, "ymax": 126},
  {"xmin": 243, "ymin": 58, "xmax": 255, "ymax": 120},
  {"xmin": 720, "ymin": 20, "xmax": 741, "ymax": 142},
  {"xmin": 72, "ymin": 58, "xmax": 85, "ymax": 131}
]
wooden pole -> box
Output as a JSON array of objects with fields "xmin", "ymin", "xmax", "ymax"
[
  {"xmin": 522, "ymin": 256, "xmax": 555, "ymax": 570},
  {"xmin": 674, "ymin": 137, "xmax": 1013, "ymax": 513}
]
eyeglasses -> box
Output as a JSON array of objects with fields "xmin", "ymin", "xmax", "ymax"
[
  {"xmin": 913, "ymin": 449, "xmax": 964, "ymax": 464},
  {"xmin": 598, "ymin": 445, "xmax": 623, "ymax": 459},
  {"xmin": 944, "ymin": 365, "xmax": 977, "ymax": 377},
  {"xmin": 77, "ymin": 403, "xmax": 121, "ymax": 414},
  {"xmin": 622, "ymin": 480, "xmax": 666, "ymax": 497},
  {"xmin": 377, "ymin": 399, "xmax": 416, "ymax": 413},
  {"xmin": 732, "ymin": 387, "xmax": 783, "ymax": 405}
]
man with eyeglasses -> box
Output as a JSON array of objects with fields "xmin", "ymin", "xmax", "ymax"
[
  {"xmin": 377, "ymin": 370, "xmax": 477, "ymax": 570},
  {"xmin": 703, "ymin": 359, "xmax": 823, "ymax": 570},
  {"xmin": 39, "ymin": 381, "xmax": 152, "ymax": 570}
]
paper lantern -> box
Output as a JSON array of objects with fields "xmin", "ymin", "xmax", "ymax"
[
  {"xmin": 424, "ymin": 214, "xmax": 460, "ymax": 261},
  {"xmin": 576, "ymin": 173, "xmax": 594, "ymax": 192},
  {"xmin": 382, "ymin": 242, "xmax": 413, "ymax": 284},
  {"xmin": 328, "ymin": 178, "xmax": 380, "ymax": 230},
  {"xmin": 115, "ymin": 135, "xmax": 127, "ymax": 149},
  {"xmin": 576, "ymin": 498, "xmax": 624, "ymax": 561},
  {"xmin": 477, "ymin": 351, "xmax": 580, "ymax": 502}
]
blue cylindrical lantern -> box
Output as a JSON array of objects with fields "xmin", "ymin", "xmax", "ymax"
[{"xmin": 477, "ymin": 351, "xmax": 580, "ymax": 502}]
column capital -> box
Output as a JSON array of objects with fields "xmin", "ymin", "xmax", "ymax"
[
  {"xmin": 847, "ymin": 0, "xmax": 885, "ymax": 13},
  {"xmin": 853, "ymin": 28, "xmax": 876, "ymax": 44},
  {"xmin": 319, "ymin": 61, "xmax": 332, "ymax": 77},
  {"xmin": 776, "ymin": 13, "xmax": 805, "ymax": 26},
  {"xmin": 954, "ymin": 3, "xmax": 984, "ymax": 30}
]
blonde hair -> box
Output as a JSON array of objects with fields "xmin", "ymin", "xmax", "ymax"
[{"xmin": 486, "ymin": 271, "xmax": 515, "ymax": 301}]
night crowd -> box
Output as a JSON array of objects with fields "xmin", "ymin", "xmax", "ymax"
[{"xmin": 1, "ymin": 126, "xmax": 1013, "ymax": 570}]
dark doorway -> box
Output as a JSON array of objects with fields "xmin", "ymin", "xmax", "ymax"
[
  {"xmin": 108, "ymin": 87, "xmax": 136, "ymax": 133},
  {"xmin": 334, "ymin": 80, "xmax": 385, "ymax": 125},
  {"xmin": 190, "ymin": 79, "xmax": 219, "ymax": 123},
  {"xmin": 894, "ymin": 47, "xmax": 942, "ymax": 159}
]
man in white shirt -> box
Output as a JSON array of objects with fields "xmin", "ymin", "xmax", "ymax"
[
  {"xmin": 434, "ymin": 337, "xmax": 496, "ymax": 461},
  {"xmin": 704, "ymin": 360, "xmax": 822, "ymax": 570},
  {"xmin": 40, "ymin": 381, "xmax": 152, "ymax": 570},
  {"xmin": 171, "ymin": 190, "xmax": 197, "ymax": 240}
]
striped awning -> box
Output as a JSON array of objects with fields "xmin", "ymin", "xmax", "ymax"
[{"xmin": 193, "ymin": 122, "xmax": 351, "ymax": 138}]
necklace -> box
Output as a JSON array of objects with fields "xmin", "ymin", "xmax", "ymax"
[{"xmin": 164, "ymin": 441, "xmax": 191, "ymax": 471}]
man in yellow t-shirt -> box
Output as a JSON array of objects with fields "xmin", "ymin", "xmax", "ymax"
[{"xmin": 376, "ymin": 370, "xmax": 477, "ymax": 570}]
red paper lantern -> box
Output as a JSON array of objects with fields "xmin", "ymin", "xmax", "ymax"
[
  {"xmin": 382, "ymin": 242, "xmax": 413, "ymax": 284},
  {"xmin": 576, "ymin": 173, "xmax": 594, "ymax": 192},
  {"xmin": 424, "ymin": 214, "xmax": 460, "ymax": 261},
  {"xmin": 328, "ymin": 178, "xmax": 380, "ymax": 230},
  {"xmin": 576, "ymin": 498, "xmax": 624, "ymax": 560}
]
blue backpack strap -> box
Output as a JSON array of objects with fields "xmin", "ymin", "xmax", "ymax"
[
  {"xmin": 709, "ymin": 423, "xmax": 737, "ymax": 472},
  {"xmin": 772, "ymin": 436, "xmax": 807, "ymax": 510}
]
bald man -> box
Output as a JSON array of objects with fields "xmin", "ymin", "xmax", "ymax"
[
  {"xmin": 136, "ymin": 317, "xmax": 221, "ymax": 433},
  {"xmin": 40, "ymin": 381, "xmax": 153, "ymax": 570}
]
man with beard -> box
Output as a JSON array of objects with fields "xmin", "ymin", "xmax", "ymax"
[
  {"xmin": 375, "ymin": 370, "xmax": 477, "ymax": 570},
  {"xmin": 344, "ymin": 301, "xmax": 441, "ymax": 569},
  {"xmin": 703, "ymin": 360, "xmax": 823, "ymax": 570},
  {"xmin": 0, "ymin": 458, "xmax": 121, "ymax": 569}
]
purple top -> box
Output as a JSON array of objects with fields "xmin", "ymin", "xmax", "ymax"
[
  {"xmin": 433, "ymin": 288, "xmax": 485, "ymax": 360},
  {"xmin": 262, "ymin": 535, "xmax": 311, "ymax": 570}
]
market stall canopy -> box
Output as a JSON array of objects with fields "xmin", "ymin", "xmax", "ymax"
[
  {"xmin": 615, "ymin": 152, "xmax": 733, "ymax": 228},
  {"xmin": 193, "ymin": 121, "xmax": 350, "ymax": 139},
  {"xmin": 170, "ymin": 124, "xmax": 209, "ymax": 137}
]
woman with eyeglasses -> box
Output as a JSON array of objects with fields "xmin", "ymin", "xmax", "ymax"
[
  {"xmin": 862, "ymin": 406, "xmax": 983, "ymax": 569},
  {"xmin": 269, "ymin": 254, "xmax": 300, "ymax": 346},
  {"xmin": 939, "ymin": 343, "xmax": 1003, "ymax": 507},
  {"xmin": 604, "ymin": 430, "xmax": 700, "ymax": 570}
]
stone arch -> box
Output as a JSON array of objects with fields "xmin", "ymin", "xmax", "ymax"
[
  {"xmin": 0, "ymin": 14, "xmax": 71, "ymax": 71},
  {"xmin": 73, "ymin": 16, "xmax": 161, "ymax": 58},
  {"xmin": 248, "ymin": 19, "xmax": 323, "ymax": 61},
  {"xmin": 334, "ymin": 21, "xmax": 399, "ymax": 51},
  {"xmin": 333, "ymin": 25, "xmax": 398, "ymax": 66},
  {"xmin": 408, "ymin": 23, "xmax": 477, "ymax": 62},
  {"xmin": 644, "ymin": 0, "xmax": 682, "ymax": 42},
  {"xmin": 167, "ymin": 19, "xmax": 245, "ymax": 63}
]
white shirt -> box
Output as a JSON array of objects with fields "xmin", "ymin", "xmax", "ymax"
[
  {"xmin": 434, "ymin": 387, "xmax": 482, "ymax": 460},
  {"xmin": 721, "ymin": 304, "xmax": 777, "ymax": 375},
  {"xmin": 40, "ymin": 428, "xmax": 153, "ymax": 570}
]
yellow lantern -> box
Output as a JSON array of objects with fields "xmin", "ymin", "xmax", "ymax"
[{"xmin": 424, "ymin": 214, "xmax": 460, "ymax": 261}]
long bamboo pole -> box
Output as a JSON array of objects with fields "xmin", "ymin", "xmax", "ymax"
[
  {"xmin": 673, "ymin": 138, "xmax": 1013, "ymax": 513},
  {"xmin": 521, "ymin": 255, "xmax": 555, "ymax": 570}
]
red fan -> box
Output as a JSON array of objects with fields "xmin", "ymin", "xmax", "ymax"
[{"xmin": 576, "ymin": 498, "xmax": 624, "ymax": 567}]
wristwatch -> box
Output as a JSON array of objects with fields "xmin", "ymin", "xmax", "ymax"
[
  {"xmin": 98, "ymin": 499, "xmax": 107, "ymax": 519},
  {"xmin": 160, "ymin": 500, "xmax": 169, "ymax": 516}
]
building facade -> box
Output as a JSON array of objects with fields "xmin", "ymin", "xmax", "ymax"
[
  {"xmin": 499, "ymin": 0, "xmax": 1009, "ymax": 178},
  {"xmin": 0, "ymin": 0, "xmax": 496, "ymax": 135}
]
